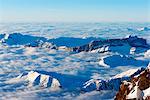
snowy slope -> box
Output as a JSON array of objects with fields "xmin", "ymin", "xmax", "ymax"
[{"xmin": 0, "ymin": 23, "xmax": 150, "ymax": 99}]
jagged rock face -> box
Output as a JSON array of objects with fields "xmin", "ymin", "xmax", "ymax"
[
  {"xmin": 138, "ymin": 70, "xmax": 150, "ymax": 90},
  {"xmin": 82, "ymin": 65, "xmax": 150, "ymax": 99},
  {"xmin": 0, "ymin": 33, "xmax": 149, "ymax": 54},
  {"xmin": 115, "ymin": 81, "xmax": 132, "ymax": 100},
  {"xmin": 82, "ymin": 68, "xmax": 145, "ymax": 92},
  {"xmin": 26, "ymin": 40, "xmax": 57, "ymax": 49},
  {"xmin": 72, "ymin": 35, "xmax": 149, "ymax": 53},
  {"xmin": 91, "ymin": 45, "xmax": 109, "ymax": 53},
  {"xmin": 115, "ymin": 65, "xmax": 150, "ymax": 100}
]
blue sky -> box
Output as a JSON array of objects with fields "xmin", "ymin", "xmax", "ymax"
[{"xmin": 0, "ymin": 0, "xmax": 149, "ymax": 22}]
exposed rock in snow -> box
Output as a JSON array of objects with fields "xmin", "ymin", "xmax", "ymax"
[
  {"xmin": 0, "ymin": 33, "xmax": 58, "ymax": 50},
  {"xmin": 26, "ymin": 40, "xmax": 57, "ymax": 49},
  {"xmin": 91, "ymin": 46, "xmax": 109, "ymax": 53},
  {"xmin": 115, "ymin": 64, "xmax": 150, "ymax": 100},
  {"xmin": 82, "ymin": 68, "xmax": 145, "ymax": 92},
  {"xmin": 0, "ymin": 33, "xmax": 98, "ymax": 51},
  {"xmin": 0, "ymin": 33, "xmax": 149, "ymax": 55},
  {"xmin": 143, "ymin": 87, "xmax": 150, "ymax": 99},
  {"xmin": 6, "ymin": 71, "xmax": 61, "ymax": 90},
  {"xmin": 112, "ymin": 68, "xmax": 139, "ymax": 79},
  {"xmin": 126, "ymin": 85, "xmax": 143, "ymax": 100},
  {"xmin": 72, "ymin": 35, "xmax": 149, "ymax": 53},
  {"xmin": 82, "ymin": 64, "xmax": 150, "ymax": 99}
]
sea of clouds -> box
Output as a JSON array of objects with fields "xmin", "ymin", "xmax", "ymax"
[{"xmin": 0, "ymin": 23, "xmax": 150, "ymax": 99}]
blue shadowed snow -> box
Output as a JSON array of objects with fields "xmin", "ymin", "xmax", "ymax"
[
  {"xmin": 48, "ymin": 37, "xmax": 101, "ymax": 47},
  {"xmin": 0, "ymin": 23, "xmax": 150, "ymax": 99}
]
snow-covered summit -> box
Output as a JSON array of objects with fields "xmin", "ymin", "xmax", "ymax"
[{"xmin": 6, "ymin": 71, "xmax": 62, "ymax": 90}]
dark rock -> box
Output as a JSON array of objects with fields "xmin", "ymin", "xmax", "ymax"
[{"xmin": 72, "ymin": 35, "xmax": 149, "ymax": 53}]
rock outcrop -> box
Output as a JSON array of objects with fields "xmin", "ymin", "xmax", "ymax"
[
  {"xmin": 82, "ymin": 64, "xmax": 150, "ymax": 99},
  {"xmin": 72, "ymin": 35, "xmax": 149, "ymax": 53},
  {"xmin": 115, "ymin": 64, "xmax": 150, "ymax": 100},
  {"xmin": 82, "ymin": 68, "xmax": 145, "ymax": 92},
  {"xmin": 0, "ymin": 33, "xmax": 149, "ymax": 54}
]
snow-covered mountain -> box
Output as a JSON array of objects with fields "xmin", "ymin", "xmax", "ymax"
[
  {"xmin": 82, "ymin": 68, "xmax": 144, "ymax": 92},
  {"xmin": 5, "ymin": 71, "xmax": 62, "ymax": 90},
  {"xmin": 0, "ymin": 33, "xmax": 149, "ymax": 54},
  {"xmin": 72, "ymin": 35, "xmax": 149, "ymax": 52},
  {"xmin": 82, "ymin": 64, "xmax": 150, "ymax": 100},
  {"xmin": 115, "ymin": 64, "xmax": 150, "ymax": 100},
  {"xmin": 0, "ymin": 23, "xmax": 150, "ymax": 99}
]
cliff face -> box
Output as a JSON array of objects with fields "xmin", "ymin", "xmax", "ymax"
[
  {"xmin": 72, "ymin": 35, "xmax": 149, "ymax": 53},
  {"xmin": 115, "ymin": 64, "xmax": 150, "ymax": 100},
  {"xmin": 82, "ymin": 64, "xmax": 150, "ymax": 99},
  {"xmin": 0, "ymin": 33, "xmax": 149, "ymax": 54},
  {"xmin": 82, "ymin": 68, "xmax": 145, "ymax": 92}
]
